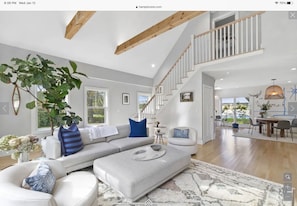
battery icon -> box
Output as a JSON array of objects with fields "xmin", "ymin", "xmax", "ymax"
[{"xmin": 287, "ymin": 1, "xmax": 293, "ymax": 4}]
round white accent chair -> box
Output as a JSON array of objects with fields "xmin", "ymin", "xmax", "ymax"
[
  {"xmin": 167, "ymin": 127, "xmax": 198, "ymax": 155},
  {"xmin": 0, "ymin": 160, "xmax": 98, "ymax": 206}
]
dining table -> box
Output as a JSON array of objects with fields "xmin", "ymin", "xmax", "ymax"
[{"xmin": 256, "ymin": 117, "xmax": 286, "ymax": 137}]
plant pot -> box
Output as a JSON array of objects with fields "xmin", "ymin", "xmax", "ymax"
[
  {"xmin": 18, "ymin": 152, "xmax": 29, "ymax": 164},
  {"xmin": 232, "ymin": 123, "xmax": 239, "ymax": 129}
]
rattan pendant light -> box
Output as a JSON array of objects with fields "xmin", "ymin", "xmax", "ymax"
[{"xmin": 264, "ymin": 79, "xmax": 284, "ymax": 99}]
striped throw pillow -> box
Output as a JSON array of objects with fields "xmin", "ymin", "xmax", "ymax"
[{"xmin": 58, "ymin": 123, "xmax": 84, "ymax": 156}]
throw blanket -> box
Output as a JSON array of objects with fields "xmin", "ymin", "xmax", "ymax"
[{"xmin": 89, "ymin": 125, "xmax": 118, "ymax": 140}]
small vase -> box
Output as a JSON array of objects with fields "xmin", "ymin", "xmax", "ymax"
[{"xmin": 18, "ymin": 152, "xmax": 30, "ymax": 164}]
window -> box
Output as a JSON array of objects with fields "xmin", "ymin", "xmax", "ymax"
[
  {"xmin": 137, "ymin": 92, "xmax": 151, "ymax": 112},
  {"xmin": 221, "ymin": 97, "xmax": 249, "ymax": 124},
  {"xmin": 85, "ymin": 87, "xmax": 108, "ymax": 125}
]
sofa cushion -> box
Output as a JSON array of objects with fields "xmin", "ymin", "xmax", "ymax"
[
  {"xmin": 79, "ymin": 128, "xmax": 106, "ymax": 145},
  {"xmin": 106, "ymin": 124, "xmax": 130, "ymax": 142},
  {"xmin": 109, "ymin": 137, "xmax": 154, "ymax": 152},
  {"xmin": 129, "ymin": 118, "xmax": 147, "ymax": 137},
  {"xmin": 59, "ymin": 142, "xmax": 119, "ymax": 169},
  {"xmin": 58, "ymin": 124, "xmax": 84, "ymax": 156},
  {"xmin": 24, "ymin": 162, "xmax": 56, "ymax": 194}
]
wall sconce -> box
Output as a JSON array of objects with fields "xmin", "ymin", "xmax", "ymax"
[{"xmin": 264, "ymin": 79, "xmax": 284, "ymax": 99}]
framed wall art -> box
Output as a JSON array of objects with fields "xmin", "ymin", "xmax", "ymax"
[
  {"xmin": 180, "ymin": 92, "xmax": 193, "ymax": 102},
  {"xmin": 122, "ymin": 93, "xmax": 130, "ymax": 105}
]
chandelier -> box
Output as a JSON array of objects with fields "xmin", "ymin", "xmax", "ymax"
[{"xmin": 264, "ymin": 79, "xmax": 284, "ymax": 99}]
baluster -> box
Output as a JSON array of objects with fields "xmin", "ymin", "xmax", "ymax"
[
  {"xmin": 201, "ymin": 36, "xmax": 204, "ymax": 62},
  {"xmin": 198, "ymin": 37, "xmax": 203, "ymax": 64},
  {"xmin": 246, "ymin": 18, "xmax": 249, "ymax": 52},
  {"xmin": 235, "ymin": 22, "xmax": 239, "ymax": 55},
  {"xmin": 219, "ymin": 28, "xmax": 222, "ymax": 59},
  {"xmin": 240, "ymin": 20, "xmax": 244, "ymax": 54},
  {"xmin": 251, "ymin": 16, "xmax": 254, "ymax": 51},
  {"xmin": 184, "ymin": 50, "xmax": 187, "ymax": 74},
  {"xmin": 210, "ymin": 31, "xmax": 216, "ymax": 60},
  {"xmin": 255, "ymin": 14, "xmax": 260, "ymax": 50},
  {"xmin": 215, "ymin": 30, "xmax": 219, "ymax": 59},
  {"xmin": 226, "ymin": 25, "xmax": 232, "ymax": 56},
  {"xmin": 207, "ymin": 32, "xmax": 211, "ymax": 62},
  {"xmin": 223, "ymin": 26, "xmax": 227, "ymax": 58},
  {"xmin": 173, "ymin": 63, "xmax": 177, "ymax": 88},
  {"xmin": 178, "ymin": 58, "xmax": 182, "ymax": 83},
  {"xmin": 231, "ymin": 23, "xmax": 235, "ymax": 55},
  {"xmin": 191, "ymin": 35, "xmax": 195, "ymax": 66}
]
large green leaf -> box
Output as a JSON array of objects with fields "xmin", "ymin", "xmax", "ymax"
[
  {"xmin": 26, "ymin": 101, "xmax": 36, "ymax": 109},
  {"xmin": 69, "ymin": 61, "xmax": 77, "ymax": 72},
  {"xmin": 0, "ymin": 64, "xmax": 7, "ymax": 73},
  {"xmin": 0, "ymin": 54, "xmax": 87, "ymax": 133}
]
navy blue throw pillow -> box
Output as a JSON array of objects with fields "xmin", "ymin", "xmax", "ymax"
[
  {"xmin": 129, "ymin": 118, "xmax": 147, "ymax": 137},
  {"xmin": 58, "ymin": 123, "xmax": 84, "ymax": 156}
]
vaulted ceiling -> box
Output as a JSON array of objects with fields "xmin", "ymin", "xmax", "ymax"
[
  {"xmin": 0, "ymin": 11, "xmax": 296, "ymax": 90},
  {"xmin": 0, "ymin": 11, "xmax": 188, "ymax": 78}
]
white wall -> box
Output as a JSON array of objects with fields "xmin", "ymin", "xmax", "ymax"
[
  {"xmin": 0, "ymin": 44, "xmax": 153, "ymax": 137},
  {"xmin": 156, "ymin": 72, "xmax": 215, "ymax": 144}
]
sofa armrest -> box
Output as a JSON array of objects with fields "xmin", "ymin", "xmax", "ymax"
[{"xmin": 45, "ymin": 136, "xmax": 62, "ymax": 159}]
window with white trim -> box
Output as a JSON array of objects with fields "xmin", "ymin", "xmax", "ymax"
[
  {"xmin": 137, "ymin": 92, "xmax": 151, "ymax": 112},
  {"xmin": 85, "ymin": 87, "xmax": 108, "ymax": 125}
]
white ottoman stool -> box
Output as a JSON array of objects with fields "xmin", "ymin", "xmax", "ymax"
[{"xmin": 93, "ymin": 145, "xmax": 190, "ymax": 201}]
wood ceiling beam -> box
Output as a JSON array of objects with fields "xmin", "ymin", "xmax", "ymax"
[
  {"xmin": 65, "ymin": 11, "xmax": 96, "ymax": 39},
  {"xmin": 114, "ymin": 11, "xmax": 206, "ymax": 55}
]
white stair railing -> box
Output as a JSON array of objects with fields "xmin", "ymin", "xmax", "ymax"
[
  {"xmin": 140, "ymin": 12, "xmax": 264, "ymax": 120},
  {"xmin": 194, "ymin": 11, "xmax": 264, "ymax": 64}
]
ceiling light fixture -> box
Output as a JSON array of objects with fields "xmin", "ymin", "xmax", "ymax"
[
  {"xmin": 264, "ymin": 78, "xmax": 284, "ymax": 99},
  {"xmin": 151, "ymin": 64, "xmax": 156, "ymax": 68}
]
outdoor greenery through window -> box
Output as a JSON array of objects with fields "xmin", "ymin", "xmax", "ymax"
[
  {"xmin": 37, "ymin": 86, "xmax": 50, "ymax": 128},
  {"xmin": 221, "ymin": 97, "xmax": 250, "ymax": 124},
  {"xmin": 138, "ymin": 92, "xmax": 151, "ymax": 112},
  {"xmin": 86, "ymin": 88, "xmax": 108, "ymax": 125}
]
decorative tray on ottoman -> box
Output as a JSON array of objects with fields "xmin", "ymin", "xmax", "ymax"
[{"xmin": 132, "ymin": 144, "xmax": 166, "ymax": 161}]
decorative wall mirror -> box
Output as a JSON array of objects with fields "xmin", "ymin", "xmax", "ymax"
[{"xmin": 12, "ymin": 84, "xmax": 21, "ymax": 115}]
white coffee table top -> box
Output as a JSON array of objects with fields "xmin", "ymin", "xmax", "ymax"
[{"xmin": 132, "ymin": 145, "xmax": 166, "ymax": 161}]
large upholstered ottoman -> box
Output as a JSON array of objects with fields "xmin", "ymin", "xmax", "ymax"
[{"xmin": 93, "ymin": 145, "xmax": 191, "ymax": 201}]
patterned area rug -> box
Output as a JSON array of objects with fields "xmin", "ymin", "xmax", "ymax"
[
  {"xmin": 97, "ymin": 159, "xmax": 292, "ymax": 206},
  {"xmin": 233, "ymin": 128, "xmax": 297, "ymax": 144}
]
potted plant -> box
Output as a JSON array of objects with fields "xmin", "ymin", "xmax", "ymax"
[
  {"xmin": 0, "ymin": 134, "xmax": 41, "ymax": 163},
  {"xmin": 0, "ymin": 54, "xmax": 87, "ymax": 135},
  {"xmin": 258, "ymin": 101, "xmax": 271, "ymax": 118}
]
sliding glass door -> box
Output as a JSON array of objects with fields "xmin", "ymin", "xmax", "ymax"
[{"xmin": 221, "ymin": 97, "xmax": 250, "ymax": 125}]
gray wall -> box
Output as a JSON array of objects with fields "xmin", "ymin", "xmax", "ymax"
[{"xmin": 0, "ymin": 43, "xmax": 153, "ymax": 137}]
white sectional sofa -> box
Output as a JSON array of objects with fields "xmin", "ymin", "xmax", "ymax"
[{"xmin": 45, "ymin": 124, "xmax": 154, "ymax": 173}]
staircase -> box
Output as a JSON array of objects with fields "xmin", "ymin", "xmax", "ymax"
[{"xmin": 140, "ymin": 11, "xmax": 265, "ymax": 123}]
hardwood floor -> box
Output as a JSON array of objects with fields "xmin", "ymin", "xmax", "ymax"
[
  {"xmin": 0, "ymin": 151, "xmax": 42, "ymax": 170},
  {"xmin": 193, "ymin": 126, "xmax": 297, "ymax": 204}
]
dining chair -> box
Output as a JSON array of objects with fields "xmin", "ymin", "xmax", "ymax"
[
  {"xmin": 291, "ymin": 118, "xmax": 297, "ymax": 140},
  {"xmin": 273, "ymin": 120, "xmax": 292, "ymax": 140},
  {"xmin": 248, "ymin": 118, "xmax": 259, "ymax": 135}
]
